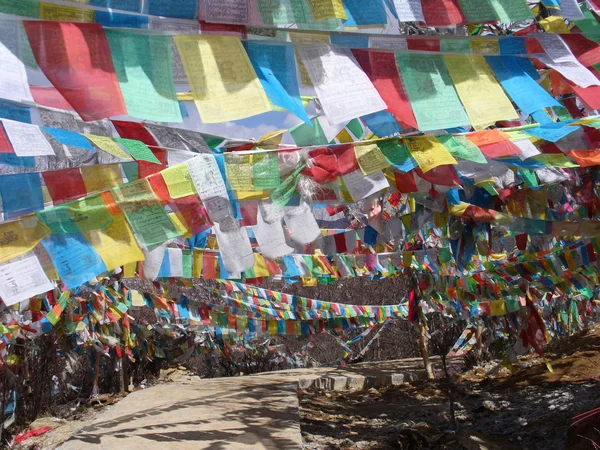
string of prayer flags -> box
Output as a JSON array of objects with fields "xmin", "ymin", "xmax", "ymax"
[
  {"xmin": 23, "ymin": 21, "xmax": 127, "ymax": 121},
  {"xmin": 174, "ymin": 35, "xmax": 271, "ymax": 123}
]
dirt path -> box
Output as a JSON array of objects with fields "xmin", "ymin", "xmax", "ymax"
[{"xmin": 17, "ymin": 359, "xmax": 430, "ymax": 450}]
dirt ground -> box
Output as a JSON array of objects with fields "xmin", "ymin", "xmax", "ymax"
[{"xmin": 300, "ymin": 326, "xmax": 600, "ymax": 450}]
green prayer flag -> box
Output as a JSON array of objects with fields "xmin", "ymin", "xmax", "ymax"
[
  {"xmin": 489, "ymin": 0, "xmax": 533, "ymax": 23},
  {"xmin": 253, "ymin": 153, "xmax": 280, "ymax": 189},
  {"xmin": 106, "ymin": 30, "xmax": 182, "ymax": 123},
  {"xmin": 112, "ymin": 179, "xmax": 182, "ymax": 249},
  {"xmin": 437, "ymin": 135, "xmax": 487, "ymax": 163},
  {"xmin": 456, "ymin": 0, "xmax": 499, "ymax": 23},
  {"xmin": 114, "ymin": 138, "xmax": 162, "ymax": 164},
  {"xmin": 0, "ymin": 0, "xmax": 39, "ymax": 17},
  {"xmin": 346, "ymin": 118, "xmax": 363, "ymax": 139},
  {"xmin": 519, "ymin": 169, "xmax": 539, "ymax": 189},
  {"xmin": 271, "ymin": 164, "xmax": 304, "ymax": 209},
  {"xmin": 290, "ymin": 117, "xmax": 328, "ymax": 146},
  {"xmin": 397, "ymin": 54, "xmax": 470, "ymax": 131},
  {"xmin": 37, "ymin": 194, "xmax": 114, "ymax": 234}
]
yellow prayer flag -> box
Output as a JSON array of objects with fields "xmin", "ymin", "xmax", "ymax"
[
  {"xmin": 306, "ymin": 0, "xmax": 347, "ymax": 20},
  {"xmin": 39, "ymin": 2, "xmax": 95, "ymax": 22},
  {"xmin": 471, "ymin": 39, "xmax": 499, "ymax": 55},
  {"xmin": 258, "ymin": 130, "xmax": 286, "ymax": 148},
  {"xmin": 173, "ymin": 35, "xmax": 271, "ymax": 123},
  {"xmin": 301, "ymin": 277, "xmax": 318, "ymax": 286},
  {"xmin": 193, "ymin": 250, "xmax": 203, "ymax": 278},
  {"xmin": 83, "ymin": 214, "xmax": 144, "ymax": 272},
  {"xmin": 504, "ymin": 130, "xmax": 533, "ymax": 141},
  {"xmin": 169, "ymin": 212, "xmax": 191, "ymax": 237},
  {"xmin": 84, "ymin": 134, "xmax": 133, "ymax": 161},
  {"xmin": 355, "ymin": 143, "xmax": 390, "ymax": 175},
  {"xmin": 235, "ymin": 190, "xmax": 270, "ymax": 200},
  {"xmin": 539, "ymin": 16, "xmax": 570, "ymax": 34},
  {"xmin": 405, "ymin": 135, "xmax": 457, "ymax": 173},
  {"xmin": 444, "ymin": 55, "xmax": 518, "ymax": 130},
  {"xmin": 0, "ymin": 216, "xmax": 50, "ymax": 264},
  {"xmin": 313, "ymin": 256, "xmax": 331, "ymax": 275},
  {"xmin": 130, "ymin": 290, "xmax": 146, "ymax": 307},
  {"xmin": 81, "ymin": 164, "xmax": 123, "ymax": 193},
  {"xmin": 123, "ymin": 262, "xmax": 137, "ymax": 278},
  {"xmin": 253, "ymin": 254, "xmax": 271, "ymax": 278},
  {"xmin": 161, "ymin": 164, "xmax": 196, "ymax": 199},
  {"xmin": 336, "ymin": 129, "xmax": 354, "ymax": 143},
  {"xmin": 224, "ymin": 153, "xmax": 253, "ymax": 190},
  {"xmin": 177, "ymin": 92, "xmax": 194, "ymax": 101}
]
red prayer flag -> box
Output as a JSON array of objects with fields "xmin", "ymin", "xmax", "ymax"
[
  {"xmin": 30, "ymin": 86, "xmax": 74, "ymax": 111},
  {"xmin": 23, "ymin": 21, "xmax": 126, "ymax": 121},
  {"xmin": 0, "ymin": 124, "xmax": 14, "ymax": 154},
  {"xmin": 394, "ymin": 171, "xmax": 418, "ymax": 193},
  {"xmin": 421, "ymin": 0, "xmax": 464, "ymax": 26},
  {"xmin": 415, "ymin": 166, "xmax": 461, "ymax": 186},
  {"xmin": 407, "ymin": 38, "xmax": 441, "ymax": 52},
  {"xmin": 561, "ymin": 34, "xmax": 600, "ymax": 67},
  {"xmin": 353, "ymin": 50, "xmax": 418, "ymax": 129},
  {"xmin": 478, "ymin": 140, "xmax": 522, "ymax": 158},
  {"xmin": 334, "ymin": 143, "xmax": 360, "ymax": 175},
  {"xmin": 42, "ymin": 168, "xmax": 87, "ymax": 205}
]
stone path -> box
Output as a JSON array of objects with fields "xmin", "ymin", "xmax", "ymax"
[{"xmin": 58, "ymin": 359, "xmax": 433, "ymax": 450}]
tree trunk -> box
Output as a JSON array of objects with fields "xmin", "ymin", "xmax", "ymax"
[
  {"xmin": 419, "ymin": 325, "xmax": 435, "ymax": 380},
  {"xmin": 92, "ymin": 351, "xmax": 101, "ymax": 396},
  {"xmin": 119, "ymin": 356, "xmax": 126, "ymax": 394},
  {"xmin": 475, "ymin": 322, "xmax": 484, "ymax": 363}
]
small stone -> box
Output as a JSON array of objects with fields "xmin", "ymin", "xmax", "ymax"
[
  {"xmin": 518, "ymin": 417, "xmax": 528, "ymax": 426},
  {"xmin": 483, "ymin": 400, "xmax": 498, "ymax": 412}
]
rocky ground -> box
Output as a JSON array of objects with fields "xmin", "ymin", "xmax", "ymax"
[{"xmin": 300, "ymin": 326, "xmax": 600, "ymax": 450}]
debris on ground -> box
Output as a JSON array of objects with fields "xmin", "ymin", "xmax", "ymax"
[{"xmin": 300, "ymin": 326, "xmax": 600, "ymax": 450}]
